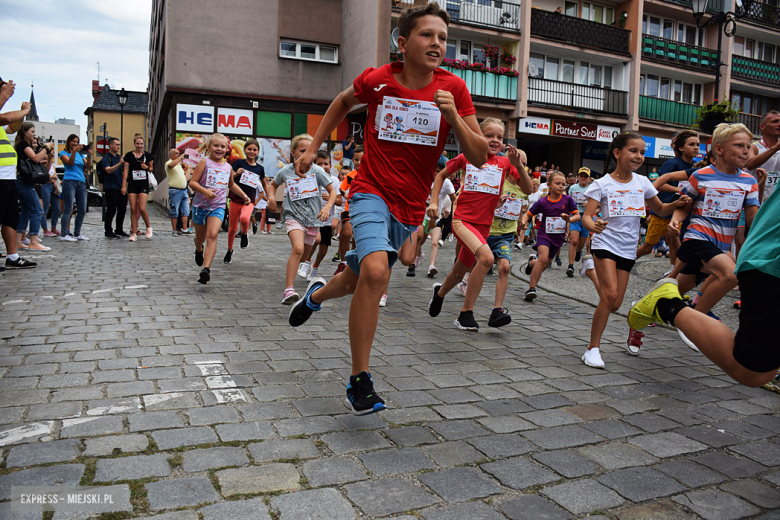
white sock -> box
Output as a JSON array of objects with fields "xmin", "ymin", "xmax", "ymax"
[{"xmin": 7, "ymin": 253, "xmax": 19, "ymax": 261}]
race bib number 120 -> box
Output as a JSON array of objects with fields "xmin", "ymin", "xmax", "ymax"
[{"xmin": 377, "ymin": 96, "xmax": 441, "ymax": 146}]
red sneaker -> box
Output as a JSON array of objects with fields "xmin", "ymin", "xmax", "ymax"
[
  {"xmin": 626, "ymin": 328, "xmax": 644, "ymax": 356},
  {"xmin": 733, "ymin": 300, "xmax": 741, "ymax": 309},
  {"xmin": 334, "ymin": 262, "xmax": 346, "ymax": 276}
]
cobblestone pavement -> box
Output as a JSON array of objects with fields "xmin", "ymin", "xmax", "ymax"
[{"xmin": 0, "ymin": 205, "xmax": 778, "ymax": 520}]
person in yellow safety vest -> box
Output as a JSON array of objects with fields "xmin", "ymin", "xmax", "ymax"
[{"xmin": 0, "ymin": 78, "xmax": 37, "ymax": 270}]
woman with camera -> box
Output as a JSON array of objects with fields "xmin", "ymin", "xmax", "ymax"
[
  {"xmin": 39, "ymin": 146, "xmax": 60, "ymax": 237},
  {"xmin": 58, "ymin": 134, "xmax": 91, "ymax": 241},
  {"xmin": 13, "ymin": 122, "xmax": 50, "ymax": 251}
]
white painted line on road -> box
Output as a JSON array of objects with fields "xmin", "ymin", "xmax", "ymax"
[
  {"xmin": 2, "ymin": 300, "xmax": 30, "ymax": 305},
  {"xmin": 142, "ymin": 393, "xmax": 186, "ymax": 407},
  {"xmin": 0, "ymin": 422, "xmax": 54, "ymax": 446},
  {"xmin": 62, "ymin": 417, "xmax": 101, "ymax": 428},
  {"xmin": 87, "ymin": 397, "xmax": 142, "ymax": 416},
  {"xmin": 210, "ymin": 389, "xmax": 247, "ymax": 403},
  {"xmin": 205, "ymin": 376, "xmax": 237, "ymax": 389},
  {"xmin": 3, "ymin": 284, "xmax": 149, "ymax": 306},
  {"xmin": 124, "ymin": 285, "xmax": 148, "ymax": 289},
  {"xmin": 91, "ymin": 288, "xmax": 118, "ymax": 294},
  {"xmin": 197, "ymin": 363, "xmax": 228, "ymax": 376}
]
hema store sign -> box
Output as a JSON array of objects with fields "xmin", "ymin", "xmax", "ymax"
[
  {"xmin": 177, "ymin": 104, "xmax": 214, "ymax": 132},
  {"xmin": 217, "ymin": 108, "xmax": 253, "ymax": 136}
]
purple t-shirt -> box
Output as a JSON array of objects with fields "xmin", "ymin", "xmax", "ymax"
[{"xmin": 528, "ymin": 194, "xmax": 578, "ymax": 247}]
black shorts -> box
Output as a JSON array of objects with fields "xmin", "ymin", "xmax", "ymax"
[
  {"xmin": 0, "ymin": 179, "xmax": 20, "ymax": 231},
  {"xmin": 127, "ymin": 182, "xmax": 149, "ymax": 195},
  {"xmin": 733, "ymin": 269, "xmax": 780, "ymax": 373},
  {"xmin": 320, "ymin": 223, "xmax": 332, "ymax": 247},
  {"xmin": 341, "ymin": 210, "xmax": 350, "ymax": 223},
  {"xmin": 678, "ymin": 239, "xmax": 724, "ymax": 275},
  {"xmin": 592, "ymin": 249, "xmax": 636, "ymax": 272}
]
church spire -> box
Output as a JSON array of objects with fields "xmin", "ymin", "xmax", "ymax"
[{"xmin": 27, "ymin": 82, "xmax": 39, "ymax": 122}]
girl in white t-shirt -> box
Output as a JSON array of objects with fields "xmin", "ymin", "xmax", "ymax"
[{"xmin": 581, "ymin": 132, "xmax": 690, "ymax": 368}]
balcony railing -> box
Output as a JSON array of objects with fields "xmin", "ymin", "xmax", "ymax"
[
  {"xmin": 393, "ymin": 1, "xmax": 522, "ymax": 31},
  {"xmin": 661, "ymin": 0, "xmax": 725, "ymax": 13},
  {"xmin": 530, "ymin": 9, "xmax": 631, "ymax": 55},
  {"xmin": 732, "ymin": 55, "xmax": 780, "ymax": 87},
  {"xmin": 741, "ymin": 1, "xmax": 780, "ymax": 30},
  {"xmin": 528, "ymin": 77, "xmax": 628, "ymax": 115},
  {"xmin": 639, "ymin": 95, "xmax": 699, "ymax": 126},
  {"xmin": 442, "ymin": 66, "xmax": 518, "ymax": 101},
  {"xmin": 641, "ymin": 34, "xmax": 719, "ymax": 71},
  {"xmin": 737, "ymin": 112, "xmax": 763, "ymax": 138}
]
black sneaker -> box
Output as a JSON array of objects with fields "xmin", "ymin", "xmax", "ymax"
[
  {"xmin": 345, "ymin": 371, "xmax": 387, "ymax": 415},
  {"xmin": 407, "ymin": 265, "xmax": 416, "ymax": 277},
  {"xmin": 289, "ymin": 276, "xmax": 326, "ymax": 327},
  {"xmin": 525, "ymin": 287, "xmax": 537, "ymax": 301},
  {"xmin": 575, "ymin": 250, "xmax": 582, "ymax": 263},
  {"xmin": 332, "ymin": 253, "xmax": 341, "ymax": 262},
  {"xmin": 525, "ymin": 255, "xmax": 536, "ymax": 275},
  {"xmin": 488, "ymin": 308, "xmax": 511, "ymax": 328},
  {"xmin": 555, "ymin": 256, "xmax": 562, "ymax": 266},
  {"xmin": 428, "ymin": 283, "xmax": 444, "ymax": 317},
  {"xmin": 198, "ymin": 267, "xmax": 210, "ymax": 284},
  {"xmin": 454, "ymin": 310, "xmax": 479, "ymax": 331},
  {"xmin": 195, "ymin": 249, "xmax": 204, "ymax": 267},
  {"xmin": 235, "ymin": 231, "xmax": 241, "ymax": 238},
  {"xmin": 6, "ymin": 257, "xmax": 37, "ymax": 269},
  {"xmin": 240, "ymin": 233, "xmax": 248, "ymax": 249},
  {"xmin": 252, "ymin": 222, "xmax": 258, "ymax": 234},
  {"xmin": 115, "ymin": 230, "xmax": 130, "ymax": 237},
  {"xmin": 224, "ymin": 250, "xmax": 233, "ymax": 264},
  {"xmin": 566, "ymin": 265, "xmax": 575, "ymax": 277},
  {"xmin": 105, "ymin": 231, "xmax": 119, "ymax": 239}
]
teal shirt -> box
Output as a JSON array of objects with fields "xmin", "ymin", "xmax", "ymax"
[
  {"xmin": 568, "ymin": 183, "xmax": 589, "ymax": 213},
  {"xmin": 735, "ymin": 191, "xmax": 779, "ymax": 279},
  {"xmin": 59, "ymin": 151, "xmax": 86, "ymax": 183}
]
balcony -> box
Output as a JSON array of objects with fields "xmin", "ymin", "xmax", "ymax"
[
  {"xmin": 741, "ymin": 1, "xmax": 780, "ymax": 30},
  {"xmin": 528, "ymin": 77, "xmax": 628, "ymax": 115},
  {"xmin": 442, "ymin": 66, "xmax": 518, "ymax": 101},
  {"xmin": 732, "ymin": 56, "xmax": 780, "ymax": 87},
  {"xmin": 660, "ymin": 0, "xmax": 725, "ymax": 13},
  {"xmin": 641, "ymin": 35, "xmax": 719, "ymax": 71},
  {"xmin": 737, "ymin": 112, "xmax": 763, "ymax": 138},
  {"xmin": 530, "ymin": 9, "xmax": 631, "ymax": 55},
  {"xmin": 639, "ymin": 95, "xmax": 699, "ymax": 126},
  {"xmin": 392, "ymin": 1, "xmax": 521, "ymax": 32}
]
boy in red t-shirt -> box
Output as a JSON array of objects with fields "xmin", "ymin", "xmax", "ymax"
[{"xmin": 288, "ymin": 2, "xmax": 488, "ymax": 415}]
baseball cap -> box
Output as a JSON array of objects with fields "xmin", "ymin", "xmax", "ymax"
[{"xmin": 577, "ymin": 167, "xmax": 591, "ymax": 177}]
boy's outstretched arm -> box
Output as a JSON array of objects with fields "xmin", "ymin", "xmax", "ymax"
[{"xmin": 295, "ymin": 87, "xmax": 360, "ymax": 177}]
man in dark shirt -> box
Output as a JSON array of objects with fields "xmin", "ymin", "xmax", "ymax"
[
  {"xmin": 342, "ymin": 135, "xmax": 355, "ymax": 169},
  {"xmin": 101, "ymin": 137, "xmax": 127, "ymax": 238}
]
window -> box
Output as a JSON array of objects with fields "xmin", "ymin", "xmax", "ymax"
[
  {"xmin": 562, "ymin": 60, "xmax": 575, "ymax": 83},
  {"xmin": 734, "ymin": 37, "xmax": 744, "ymax": 57},
  {"xmin": 565, "ymin": 1, "xmax": 577, "ymax": 16},
  {"xmin": 646, "ymin": 75, "xmax": 660, "ymax": 97},
  {"xmin": 663, "ymin": 20, "xmax": 674, "ymax": 40},
  {"xmin": 604, "ymin": 66, "xmax": 613, "ymax": 88},
  {"xmin": 529, "ymin": 53, "xmax": 545, "ymax": 77},
  {"xmin": 459, "ymin": 40, "xmax": 472, "ymax": 61},
  {"xmin": 674, "ymin": 80, "xmax": 682, "ymax": 102},
  {"xmin": 279, "ymin": 40, "xmax": 338, "ymax": 63},
  {"xmin": 589, "ymin": 64, "xmax": 602, "ymax": 87},
  {"xmin": 660, "ymin": 78, "xmax": 670, "ymax": 100},
  {"xmin": 682, "ymin": 83, "xmax": 693, "ymax": 103},
  {"xmin": 583, "ymin": 3, "xmax": 613, "ymax": 24},
  {"xmin": 445, "ymin": 42, "xmax": 457, "ymax": 60},
  {"xmin": 545, "ymin": 57, "xmax": 560, "ymax": 80},
  {"xmin": 647, "ymin": 16, "xmax": 661, "ymax": 36},
  {"xmin": 578, "ymin": 62, "xmax": 590, "ymax": 85}
]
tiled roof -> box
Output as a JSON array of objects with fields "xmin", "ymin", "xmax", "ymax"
[{"xmin": 88, "ymin": 84, "xmax": 148, "ymax": 114}]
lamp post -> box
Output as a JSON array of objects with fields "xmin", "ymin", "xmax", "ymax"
[
  {"xmin": 690, "ymin": 0, "xmax": 753, "ymax": 104},
  {"xmin": 117, "ymin": 88, "xmax": 128, "ymax": 155}
]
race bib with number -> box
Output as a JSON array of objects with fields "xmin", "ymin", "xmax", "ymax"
[
  {"xmin": 463, "ymin": 164, "xmax": 501, "ymax": 195},
  {"xmin": 607, "ymin": 189, "xmax": 645, "ymax": 217},
  {"xmin": 377, "ymin": 96, "xmax": 441, "ymax": 146},
  {"xmin": 204, "ymin": 169, "xmax": 229, "ymax": 190},
  {"xmin": 240, "ymin": 172, "xmax": 260, "ymax": 189},
  {"xmin": 494, "ymin": 198, "xmax": 523, "ymax": 220},
  {"xmin": 287, "ymin": 175, "xmax": 319, "ymax": 202},
  {"xmin": 702, "ymin": 188, "xmax": 744, "ymax": 219},
  {"xmin": 575, "ymin": 191, "xmax": 588, "ymax": 205},
  {"xmin": 545, "ymin": 216, "xmax": 567, "ymax": 234},
  {"xmin": 132, "ymin": 170, "xmax": 147, "ymax": 181},
  {"xmin": 765, "ymin": 172, "xmax": 778, "ymax": 200}
]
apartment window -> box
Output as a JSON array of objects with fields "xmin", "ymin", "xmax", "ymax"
[
  {"xmin": 646, "ymin": 16, "xmax": 661, "ymax": 36},
  {"xmin": 445, "ymin": 42, "xmax": 457, "ymax": 60},
  {"xmin": 545, "ymin": 57, "xmax": 560, "ymax": 80},
  {"xmin": 646, "ymin": 75, "xmax": 660, "ymax": 97},
  {"xmin": 674, "ymin": 80, "xmax": 682, "ymax": 102},
  {"xmin": 734, "ymin": 37, "xmax": 744, "ymax": 57},
  {"xmin": 604, "ymin": 66, "xmax": 613, "ymax": 88},
  {"xmin": 582, "ymin": 2, "xmax": 612, "ymax": 24},
  {"xmin": 562, "ymin": 60, "xmax": 576, "ymax": 83},
  {"xmin": 639, "ymin": 75, "xmax": 644, "ymax": 95},
  {"xmin": 578, "ymin": 62, "xmax": 589, "ymax": 85},
  {"xmin": 663, "ymin": 20, "xmax": 674, "ymax": 40},
  {"xmin": 459, "ymin": 41, "xmax": 472, "ymax": 61},
  {"xmin": 660, "ymin": 78, "xmax": 671, "ymax": 100},
  {"xmin": 682, "ymin": 83, "xmax": 693, "ymax": 103},
  {"xmin": 589, "ymin": 65, "xmax": 602, "ymax": 87},
  {"xmin": 279, "ymin": 40, "xmax": 338, "ymax": 63},
  {"xmin": 565, "ymin": 1, "xmax": 577, "ymax": 16},
  {"xmin": 745, "ymin": 39, "xmax": 754, "ymax": 59},
  {"xmin": 529, "ymin": 53, "xmax": 545, "ymax": 77}
]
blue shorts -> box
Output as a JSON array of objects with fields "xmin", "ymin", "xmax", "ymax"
[
  {"xmin": 569, "ymin": 220, "xmax": 590, "ymax": 238},
  {"xmin": 169, "ymin": 189, "xmax": 190, "ymax": 218},
  {"xmin": 487, "ymin": 233, "xmax": 514, "ymax": 261},
  {"xmin": 192, "ymin": 206, "xmax": 225, "ymax": 226},
  {"xmin": 344, "ymin": 193, "xmax": 415, "ymax": 275}
]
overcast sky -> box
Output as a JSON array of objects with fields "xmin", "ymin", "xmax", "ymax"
[{"xmin": 3, "ymin": 0, "xmax": 152, "ymax": 139}]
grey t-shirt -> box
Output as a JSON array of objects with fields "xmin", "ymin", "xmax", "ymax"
[{"xmin": 273, "ymin": 163, "xmax": 333, "ymax": 228}]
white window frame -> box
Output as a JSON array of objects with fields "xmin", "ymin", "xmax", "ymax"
[
  {"xmin": 640, "ymin": 74, "xmax": 702, "ymax": 104},
  {"xmin": 279, "ymin": 40, "xmax": 338, "ymax": 64},
  {"xmin": 528, "ymin": 51, "xmax": 615, "ymax": 89}
]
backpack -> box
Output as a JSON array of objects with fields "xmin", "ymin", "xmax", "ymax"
[{"xmin": 96, "ymin": 158, "xmax": 106, "ymax": 184}]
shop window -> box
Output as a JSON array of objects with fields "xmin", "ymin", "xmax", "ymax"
[{"xmin": 279, "ymin": 40, "xmax": 338, "ymax": 64}]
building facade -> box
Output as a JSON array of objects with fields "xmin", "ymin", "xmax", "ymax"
[{"xmin": 146, "ymin": 0, "xmax": 779, "ymax": 179}]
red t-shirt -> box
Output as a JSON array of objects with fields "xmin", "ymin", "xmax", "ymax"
[
  {"xmin": 448, "ymin": 154, "xmax": 519, "ymax": 226},
  {"xmin": 350, "ymin": 63, "xmax": 476, "ymax": 225}
]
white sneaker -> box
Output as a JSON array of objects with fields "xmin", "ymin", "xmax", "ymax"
[
  {"xmin": 297, "ymin": 262, "xmax": 311, "ymax": 279},
  {"xmin": 582, "ymin": 347, "xmax": 605, "ymax": 368},
  {"xmin": 580, "ymin": 255, "xmax": 594, "ymax": 278},
  {"xmin": 75, "ymin": 235, "xmax": 90, "ymax": 241},
  {"xmin": 427, "ymin": 265, "xmax": 438, "ymax": 277},
  {"xmin": 60, "ymin": 235, "xmax": 77, "ymax": 242},
  {"xmin": 678, "ymin": 329, "xmax": 701, "ymax": 352},
  {"xmin": 438, "ymin": 239, "xmax": 444, "ymax": 248},
  {"xmin": 308, "ymin": 267, "xmax": 319, "ymax": 280},
  {"xmin": 415, "ymin": 253, "xmax": 424, "ymax": 267},
  {"xmin": 457, "ymin": 281, "xmax": 468, "ymax": 297},
  {"xmin": 514, "ymin": 242, "xmax": 523, "ymax": 250},
  {"xmin": 379, "ymin": 294, "xmax": 387, "ymax": 307}
]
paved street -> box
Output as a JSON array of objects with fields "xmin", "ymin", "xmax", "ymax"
[{"xmin": 0, "ymin": 204, "xmax": 778, "ymax": 520}]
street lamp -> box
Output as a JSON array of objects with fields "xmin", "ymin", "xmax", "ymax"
[
  {"xmin": 690, "ymin": 0, "xmax": 754, "ymax": 103},
  {"xmin": 117, "ymin": 88, "xmax": 128, "ymax": 155}
]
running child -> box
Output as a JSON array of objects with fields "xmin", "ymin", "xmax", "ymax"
[
  {"xmin": 566, "ymin": 167, "xmax": 592, "ymax": 277},
  {"xmin": 224, "ymin": 138, "xmax": 267, "ymax": 263},
  {"xmin": 332, "ymin": 146, "xmax": 363, "ymax": 271},
  {"xmin": 305, "ymin": 150, "xmax": 343, "ymax": 280},
  {"xmin": 519, "ymin": 171, "xmax": 579, "ymax": 301},
  {"xmin": 268, "ymin": 134, "xmax": 338, "ymax": 304},
  {"xmin": 580, "ymin": 131, "xmax": 690, "ymax": 368},
  {"xmin": 189, "ymin": 133, "xmax": 252, "ymax": 284},
  {"xmin": 427, "ymin": 118, "xmax": 530, "ymax": 330},
  {"xmin": 287, "ymin": 2, "xmax": 488, "ymax": 414},
  {"xmin": 427, "ymin": 159, "xmax": 456, "ymax": 277}
]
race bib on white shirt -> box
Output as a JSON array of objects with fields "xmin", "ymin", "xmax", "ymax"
[
  {"xmin": 702, "ymin": 188, "xmax": 743, "ymax": 219},
  {"xmin": 286, "ymin": 175, "xmax": 319, "ymax": 202},
  {"xmin": 765, "ymin": 172, "xmax": 778, "ymax": 200},
  {"xmin": 574, "ymin": 191, "xmax": 588, "ymax": 205},
  {"xmin": 240, "ymin": 172, "xmax": 260, "ymax": 189},
  {"xmin": 607, "ymin": 188, "xmax": 645, "ymax": 217},
  {"xmin": 132, "ymin": 170, "xmax": 147, "ymax": 181},
  {"xmin": 545, "ymin": 216, "xmax": 567, "ymax": 234},
  {"xmin": 377, "ymin": 96, "xmax": 441, "ymax": 147},
  {"xmin": 204, "ymin": 169, "xmax": 229, "ymax": 189},
  {"xmin": 494, "ymin": 198, "xmax": 523, "ymax": 220},
  {"xmin": 463, "ymin": 164, "xmax": 501, "ymax": 195}
]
